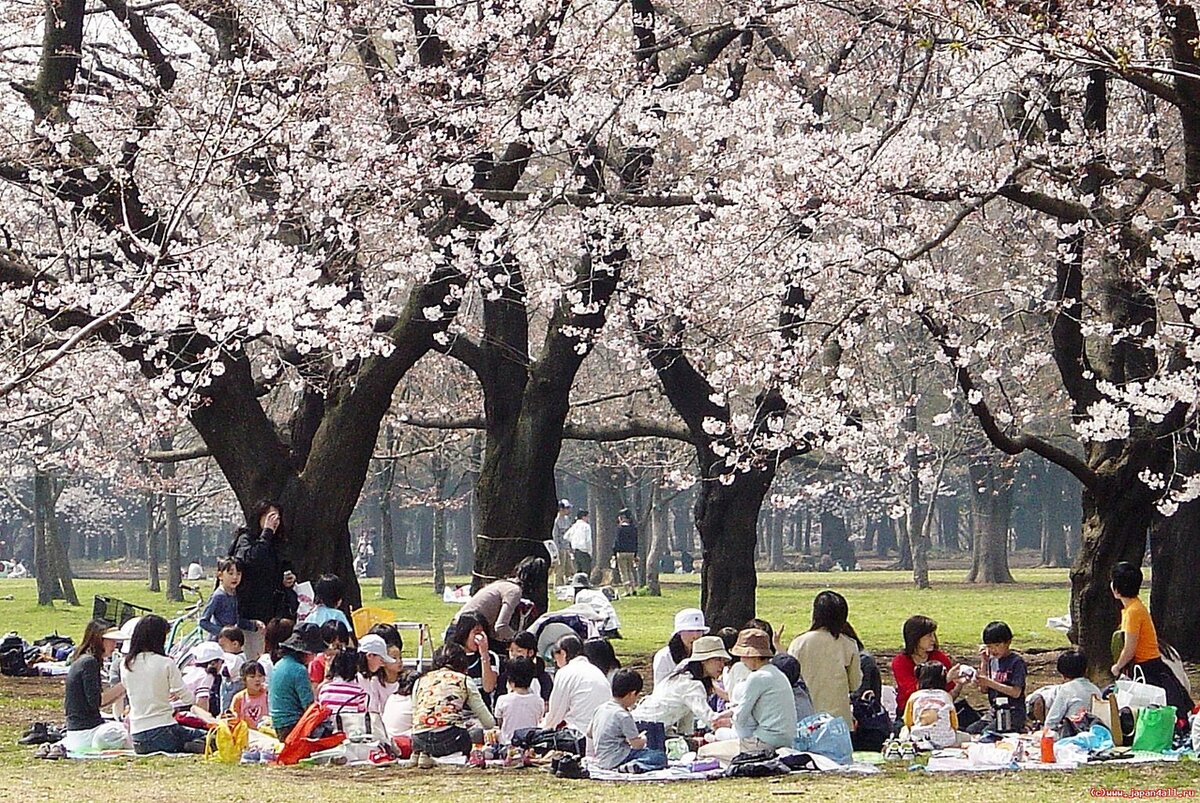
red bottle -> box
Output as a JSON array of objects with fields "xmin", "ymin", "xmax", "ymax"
[{"xmin": 1040, "ymin": 729, "xmax": 1056, "ymax": 763}]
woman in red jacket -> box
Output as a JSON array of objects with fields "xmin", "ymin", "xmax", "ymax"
[{"xmin": 891, "ymin": 616, "xmax": 969, "ymax": 728}]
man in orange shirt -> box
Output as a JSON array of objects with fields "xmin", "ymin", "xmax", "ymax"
[{"xmin": 1110, "ymin": 561, "xmax": 1193, "ymax": 721}]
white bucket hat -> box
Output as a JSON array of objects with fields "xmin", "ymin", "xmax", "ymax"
[{"xmin": 672, "ymin": 608, "xmax": 708, "ymax": 635}]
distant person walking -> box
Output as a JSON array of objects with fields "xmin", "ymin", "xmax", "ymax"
[
  {"xmin": 565, "ymin": 509, "xmax": 593, "ymax": 577},
  {"xmin": 553, "ymin": 500, "xmax": 574, "ymax": 586},
  {"xmin": 612, "ymin": 508, "xmax": 639, "ymax": 596}
]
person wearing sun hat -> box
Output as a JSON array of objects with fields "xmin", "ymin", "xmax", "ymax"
[
  {"xmin": 700, "ymin": 628, "xmax": 797, "ymax": 762},
  {"xmin": 270, "ymin": 622, "xmax": 324, "ymax": 740},
  {"xmin": 63, "ymin": 619, "xmax": 132, "ymax": 752},
  {"xmin": 652, "ymin": 608, "xmax": 709, "ymax": 685},
  {"xmin": 182, "ymin": 640, "xmax": 226, "ymax": 715},
  {"xmin": 634, "ymin": 634, "xmax": 731, "ymax": 735}
]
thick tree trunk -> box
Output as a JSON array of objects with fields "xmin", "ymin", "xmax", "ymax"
[
  {"xmin": 820, "ymin": 511, "xmax": 854, "ymax": 569},
  {"xmin": 432, "ymin": 454, "xmax": 448, "ymax": 594},
  {"xmin": 937, "ymin": 497, "xmax": 960, "ymax": 551},
  {"xmin": 768, "ymin": 507, "xmax": 785, "ymax": 571},
  {"xmin": 894, "ymin": 517, "xmax": 913, "ymax": 570},
  {"xmin": 33, "ymin": 471, "xmax": 55, "ymax": 605},
  {"xmin": 1070, "ymin": 482, "xmax": 1152, "ymax": 672},
  {"xmin": 966, "ymin": 456, "xmax": 1016, "ymax": 583},
  {"xmin": 695, "ymin": 468, "xmax": 773, "ymax": 630},
  {"xmin": 158, "ymin": 436, "xmax": 183, "ymax": 602},
  {"xmin": 875, "ymin": 516, "xmax": 894, "ymax": 557},
  {"xmin": 1148, "ymin": 447, "xmax": 1200, "ymax": 659},
  {"xmin": 589, "ymin": 472, "xmax": 622, "ymax": 585}
]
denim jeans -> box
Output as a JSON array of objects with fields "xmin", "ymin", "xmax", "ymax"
[
  {"xmin": 132, "ymin": 723, "xmax": 207, "ymax": 754},
  {"xmin": 412, "ymin": 726, "xmax": 474, "ymax": 757},
  {"xmin": 618, "ymin": 747, "xmax": 668, "ymax": 772}
]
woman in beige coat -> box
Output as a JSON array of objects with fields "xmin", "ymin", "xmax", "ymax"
[{"xmin": 787, "ymin": 590, "xmax": 862, "ymax": 726}]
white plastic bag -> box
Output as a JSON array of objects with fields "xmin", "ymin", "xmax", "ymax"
[
  {"xmin": 1190, "ymin": 712, "xmax": 1200, "ymax": 753},
  {"xmin": 1115, "ymin": 666, "xmax": 1167, "ymax": 711}
]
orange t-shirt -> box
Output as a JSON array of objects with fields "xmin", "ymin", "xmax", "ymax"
[{"xmin": 1121, "ymin": 597, "xmax": 1160, "ymax": 663}]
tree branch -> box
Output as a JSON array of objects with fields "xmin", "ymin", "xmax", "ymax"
[{"xmin": 142, "ymin": 445, "xmax": 212, "ymax": 463}]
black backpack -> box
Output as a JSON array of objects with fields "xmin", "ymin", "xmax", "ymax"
[{"xmin": 1, "ymin": 634, "xmax": 33, "ymax": 677}]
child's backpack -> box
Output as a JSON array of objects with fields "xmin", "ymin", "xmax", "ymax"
[
  {"xmin": 794, "ymin": 713, "xmax": 854, "ymax": 765},
  {"xmin": 276, "ymin": 703, "xmax": 346, "ymax": 765},
  {"xmin": 205, "ymin": 717, "xmax": 249, "ymax": 763},
  {"xmin": 0, "ymin": 634, "xmax": 33, "ymax": 677}
]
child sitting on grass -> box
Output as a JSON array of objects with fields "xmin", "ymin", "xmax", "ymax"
[
  {"xmin": 230, "ymin": 661, "xmax": 269, "ymax": 729},
  {"xmin": 494, "ymin": 657, "xmax": 545, "ymax": 745},
  {"xmin": 903, "ymin": 662, "xmax": 959, "ymax": 749},
  {"xmin": 588, "ymin": 668, "xmax": 666, "ymax": 774},
  {"xmin": 973, "ymin": 621, "xmax": 1027, "ymax": 732},
  {"xmin": 382, "ymin": 669, "xmax": 419, "ymax": 737},
  {"xmin": 1044, "ymin": 651, "xmax": 1100, "ymax": 735},
  {"xmin": 409, "ymin": 644, "xmax": 496, "ymax": 768},
  {"xmin": 306, "ymin": 574, "xmax": 353, "ymax": 630},
  {"xmin": 317, "ymin": 649, "xmax": 369, "ymax": 713},
  {"xmin": 308, "ymin": 620, "xmax": 351, "ymax": 688},
  {"xmin": 218, "ymin": 626, "xmax": 246, "ymax": 713}
]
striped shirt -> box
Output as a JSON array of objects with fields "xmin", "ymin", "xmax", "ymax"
[{"xmin": 319, "ymin": 680, "xmax": 368, "ymax": 713}]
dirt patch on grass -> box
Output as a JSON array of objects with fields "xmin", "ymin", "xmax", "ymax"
[{"xmin": 0, "ymin": 677, "xmax": 64, "ymax": 731}]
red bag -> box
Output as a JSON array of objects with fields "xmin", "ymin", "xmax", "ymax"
[{"xmin": 275, "ymin": 703, "xmax": 346, "ymax": 765}]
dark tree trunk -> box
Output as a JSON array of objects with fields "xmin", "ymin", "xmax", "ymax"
[
  {"xmin": 820, "ymin": 511, "xmax": 854, "ymax": 569},
  {"xmin": 33, "ymin": 471, "xmax": 57, "ymax": 605},
  {"xmin": 894, "ymin": 518, "xmax": 912, "ymax": 570},
  {"xmin": 376, "ymin": 436, "xmax": 398, "ymax": 598},
  {"xmin": 161, "ymin": 437, "xmax": 182, "ymax": 602},
  {"xmin": 966, "ymin": 455, "xmax": 1016, "ymax": 583},
  {"xmin": 695, "ymin": 468, "xmax": 774, "ymax": 629},
  {"xmin": 875, "ymin": 516, "xmax": 894, "ymax": 557},
  {"xmin": 431, "ymin": 453, "xmax": 448, "ymax": 594},
  {"xmin": 146, "ymin": 492, "xmax": 161, "ymax": 593},
  {"xmin": 938, "ymin": 497, "xmax": 960, "ymax": 551},
  {"xmin": 767, "ymin": 507, "xmax": 785, "ymax": 571},
  {"xmin": 588, "ymin": 470, "xmax": 622, "ymax": 585},
  {"xmin": 1148, "ymin": 447, "xmax": 1200, "ymax": 659}
]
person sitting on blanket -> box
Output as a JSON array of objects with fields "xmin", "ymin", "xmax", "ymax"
[
  {"xmin": 123, "ymin": 615, "xmax": 208, "ymax": 754},
  {"xmin": 652, "ymin": 608, "xmax": 709, "ymax": 686},
  {"xmin": 63, "ymin": 619, "xmax": 129, "ymax": 752},
  {"xmin": 409, "ymin": 643, "xmax": 495, "ymax": 768},
  {"xmin": 230, "ymin": 661, "xmax": 269, "ymax": 729},
  {"xmin": 1111, "ymin": 561, "xmax": 1194, "ymax": 721},
  {"xmin": 182, "ymin": 641, "xmax": 225, "ymax": 717},
  {"xmin": 542, "ymin": 634, "xmax": 611, "ymax": 735},
  {"xmin": 902, "ymin": 662, "xmax": 961, "ymax": 749},
  {"xmin": 382, "ymin": 668, "xmax": 418, "ymax": 737},
  {"xmin": 270, "ymin": 622, "xmax": 323, "ymax": 741},
  {"xmin": 317, "ymin": 649, "xmax": 368, "ymax": 713},
  {"xmin": 699, "ymin": 628, "xmax": 797, "ymax": 762},
  {"xmin": 588, "ymin": 668, "xmax": 668, "ymax": 774},
  {"xmin": 498, "ymin": 631, "xmax": 553, "ymax": 703},
  {"xmin": 355, "ymin": 633, "xmax": 399, "ymax": 714},
  {"xmin": 972, "ymin": 621, "xmax": 1028, "ymax": 733},
  {"xmin": 494, "ymin": 657, "xmax": 545, "ymax": 745},
  {"xmin": 632, "ymin": 635, "xmax": 729, "ymax": 735},
  {"xmin": 307, "ymin": 619, "xmax": 350, "ymax": 689},
  {"xmin": 1044, "ymin": 651, "xmax": 1100, "ymax": 735}
]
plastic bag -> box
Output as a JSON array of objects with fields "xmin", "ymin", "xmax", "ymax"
[
  {"xmin": 1190, "ymin": 712, "xmax": 1200, "ymax": 753},
  {"xmin": 1056, "ymin": 723, "xmax": 1114, "ymax": 755},
  {"xmin": 205, "ymin": 717, "xmax": 248, "ymax": 763},
  {"xmin": 794, "ymin": 713, "xmax": 853, "ymax": 765},
  {"xmin": 1116, "ymin": 667, "xmax": 1167, "ymax": 711},
  {"xmin": 1130, "ymin": 706, "xmax": 1175, "ymax": 753}
]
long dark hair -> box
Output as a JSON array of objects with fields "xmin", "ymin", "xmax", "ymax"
[
  {"xmin": 810, "ymin": 590, "xmax": 849, "ymax": 639},
  {"xmin": 124, "ymin": 614, "xmax": 169, "ymax": 670},
  {"xmin": 583, "ymin": 638, "xmax": 621, "ymax": 676},
  {"xmin": 512, "ymin": 556, "xmax": 548, "ymax": 599},
  {"xmin": 842, "ymin": 621, "xmax": 864, "ymax": 650},
  {"xmin": 667, "ymin": 632, "xmax": 690, "ymax": 665},
  {"xmin": 244, "ymin": 499, "xmax": 282, "ymax": 538},
  {"xmin": 449, "ymin": 611, "xmax": 495, "ymax": 649},
  {"xmin": 74, "ymin": 619, "xmax": 110, "ymax": 662},
  {"xmin": 671, "ymin": 658, "xmax": 715, "ymax": 694},
  {"xmin": 902, "ymin": 615, "xmax": 939, "ymax": 658}
]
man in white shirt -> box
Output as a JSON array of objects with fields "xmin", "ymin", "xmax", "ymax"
[
  {"xmin": 564, "ymin": 510, "xmax": 594, "ymax": 576},
  {"xmin": 541, "ymin": 634, "xmax": 610, "ymax": 734}
]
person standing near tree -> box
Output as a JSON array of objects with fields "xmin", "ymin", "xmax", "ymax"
[
  {"xmin": 565, "ymin": 509, "xmax": 593, "ymax": 577},
  {"xmin": 228, "ymin": 500, "xmax": 296, "ymax": 660},
  {"xmin": 612, "ymin": 509, "xmax": 639, "ymax": 596},
  {"xmin": 552, "ymin": 499, "xmax": 574, "ymax": 586}
]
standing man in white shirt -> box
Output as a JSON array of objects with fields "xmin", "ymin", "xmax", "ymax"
[
  {"xmin": 565, "ymin": 510, "xmax": 594, "ymax": 577},
  {"xmin": 541, "ymin": 634, "xmax": 610, "ymax": 734}
]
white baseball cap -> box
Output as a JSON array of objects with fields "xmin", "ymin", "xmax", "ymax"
[
  {"xmin": 189, "ymin": 641, "xmax": 225, "ymax": 665},
  {"xmin": 357, "ymin": 634, "xmax": 398, "ymax": 664},
  {"xmin": 672, "ymin": 608, "xmax": 708, "ymax": 635},
  {"xmin": 558, "ymin": 499, "xmax": 572, "ymax": 508}
]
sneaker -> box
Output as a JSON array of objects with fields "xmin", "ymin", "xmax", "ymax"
[
  {"xmin": 418, "ymin": 752, "xmax": 436, "ymax": 769},
  {"xmin": 467, "ymin": 746, "xmax": 486, "ymax": 768},
  {"xmin": 617, "ymin": 762, "xmax": 646, "ymax": 774},
  {"xmin": 240, "ymin": 749, "xmax": 262, "ymax": 764},
  {"xmin": 882, "ymin": 739, "xmax": 901, "ymax": 760},
  {"xmin": 899, "ymin": 740, "xmax": 917, "ymax": 761}
]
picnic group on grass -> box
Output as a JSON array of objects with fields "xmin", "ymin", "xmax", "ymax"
[{"xmin": 44, "ymin": 498, "xmax": 1196, "ymax": 774}]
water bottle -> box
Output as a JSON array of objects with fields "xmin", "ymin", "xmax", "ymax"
[{"xmin": 1040, "ymin": 728, "xmax": 1056, "ymax": 763}]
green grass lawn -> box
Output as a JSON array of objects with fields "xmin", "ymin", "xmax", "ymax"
[
  {"xmin": 0, "ymin": 568, "xmax": 1073, "ymax": 665},
  {"xmin": 2, "ymin": 569, "xmax": 1197, "ymax": 800}
]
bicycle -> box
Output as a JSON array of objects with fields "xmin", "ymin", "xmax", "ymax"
[{"xmin": 167, "ymin": 583, "xmax": 208, "ymax": 665}]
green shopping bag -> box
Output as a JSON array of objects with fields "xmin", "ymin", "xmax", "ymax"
[{"xmin": 1130, "ymin": 705, "xmax": 1175, "ymax": 753}]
